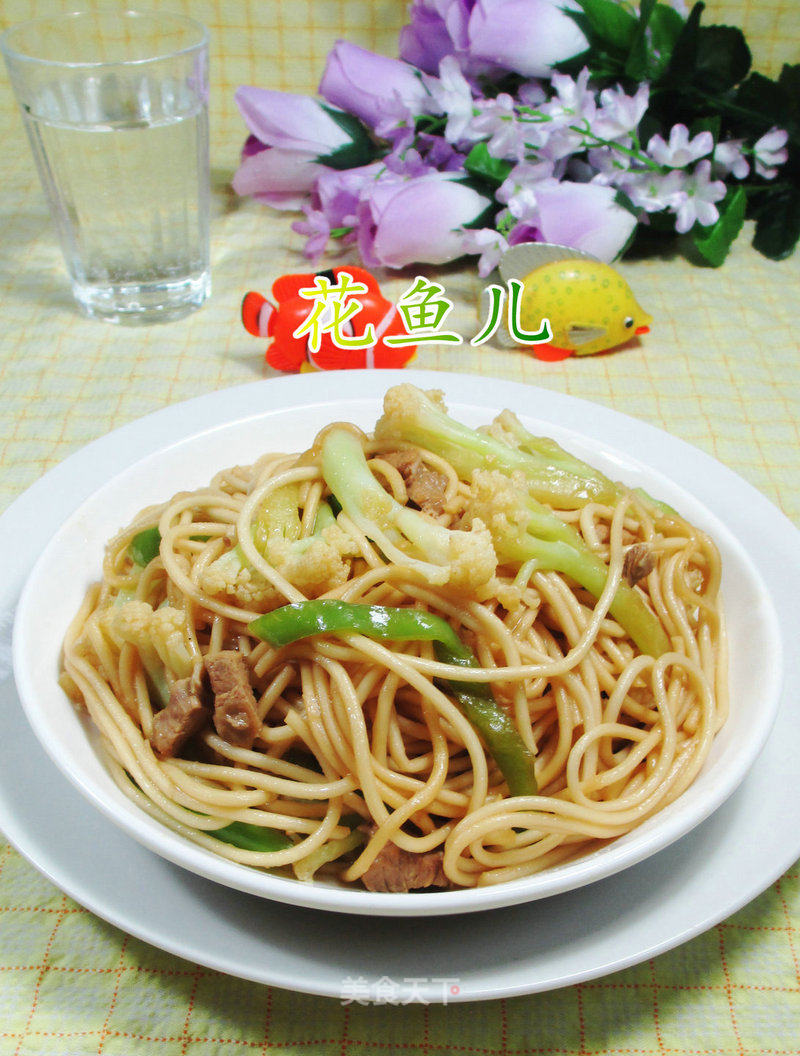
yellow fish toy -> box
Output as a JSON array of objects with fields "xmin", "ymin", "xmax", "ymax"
[{"xmin": 482, "ymin": 242, "xmax": 653, "ymax": 361}]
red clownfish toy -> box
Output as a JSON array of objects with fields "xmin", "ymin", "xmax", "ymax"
[{"xmin": 241, "ymin": 266, "xmax": 417, "ymax": 372}]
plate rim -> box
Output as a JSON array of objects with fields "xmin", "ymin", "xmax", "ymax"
[{"xmin": 1, "ymin": 369, "xmax": 799, "ymax": 1001}]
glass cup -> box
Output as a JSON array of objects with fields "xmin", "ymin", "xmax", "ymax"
[{"xmin": 1, "ymin": 10, "xmax": 211, "ymax": 324}]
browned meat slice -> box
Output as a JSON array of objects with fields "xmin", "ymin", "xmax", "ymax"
[
  {"xmin": 622, "ymin": 543, "xmax": 656, "ymax": 587},
  {"xmin": 150, "ymin": 676, "xmax": 210, "ymax": 759},
  {"xmin": 382, "ymin": 449, "xmax": 448, "ymax": 516},
  {"xmin": 361, "ymin": 839, "xmax": 449, "ymax": 893},
  {"xmin": 205, "ymin": 650, "xmax": 261, "ymax": 749}
]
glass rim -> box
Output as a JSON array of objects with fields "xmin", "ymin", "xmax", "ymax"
[{"xmin": 0, "ymin": 9, "xmax": 209, "ymax": 69}]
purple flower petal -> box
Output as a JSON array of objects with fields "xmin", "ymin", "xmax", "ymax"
[
  {"xmin": 234, "ymin": 86, "xmax": 350, "ymax": 154},
  {"xmin": 357, "ymin": 172, "xmax": 491, "ymax": 267},
  {"xmin": 232, "ymin": 148, "xmax": 327, "ymax": 210},
  {"xmin": 399, "ymin": 0, "xmax": 475, "ymax": 73},
  {"xmin": 319, "ymin": 40, "xmax": 428, "ymax": 132},
  {"xmin": 531, "ymin": 180, "xmax": 637, "ymax": 261},
  {"xmin": 467, "ymin": 0, "xmax": 588, "ymax": 78}
]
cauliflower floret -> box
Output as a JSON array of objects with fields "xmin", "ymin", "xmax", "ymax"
[
  {"xmin": 268, "ymin": 524, "xmax": 356, "ymax": 598},
  {"xmin": 444, "ymin": 517, "xmax": 498, "ymax": 593},
  {"xmin": 199, "ymin": 524, "xmax": 359, "ymax": 612},
  {"xmin": 461, "ymin": 470, "xmax": 535, "ymax": 557},
  {"xmin": 106, "ymin": 599, "xmax": 197, "ymax": 705},
  {"xmin": 374, "ymin": 383, "xmax": 448, "ymax": 442},
  {"xmin": 199, "ymin": 548, "xmax": 281, "ymax": 609},
  {"xmin": 149, "ymin": 605, "xmax": 196, "ymax": 678}
]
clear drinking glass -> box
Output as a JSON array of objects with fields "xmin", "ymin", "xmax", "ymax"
[{"xmin": 1, "ymin": 10, "xmax": 211, "ymax": 324}]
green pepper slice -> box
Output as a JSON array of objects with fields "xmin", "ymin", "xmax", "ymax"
[
  {"xmin": 249, "ymin": 601, "xmax": 537, "ymax": 796},
  {"xmin": 211, "ymin": 820, "xmax": 294, "ymax": 852},
  {"xmin": 129, "ymin": 526, "xmax": 161, "ymax": 566}
]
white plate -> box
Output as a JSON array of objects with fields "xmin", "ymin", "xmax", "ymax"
[
  {"xmin": 10, "ymin": 371, "xmax": 782, "ymax": 917},
  {"xmin": 1, "ymin": 370, "xmax": 799, "ymax": 999}
]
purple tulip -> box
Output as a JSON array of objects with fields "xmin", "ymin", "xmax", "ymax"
[
  {"xmin": 356, "ymin": 172, "xmax": 492, "ymax": 268},
  {"xmin": 519, "ymin": 180, "xmax": 637, "ymax": 261},
  {"xmin": 399, "ymin": 0, "xmax": 475, "ymax": 74},
  {"xmin": 319, "ymin": 41, "xmax": 429, "ymax": 133},
  {"xmin": 467, "ymin": 0, "xmax": 588, "ymax": 78},
  {"xmin": 234, "ymin": 86, "xmax": 351, "ymax": 155},
  {"xmin": 232, "ymin": 148, "xmax": 328, "ymax": 210}
]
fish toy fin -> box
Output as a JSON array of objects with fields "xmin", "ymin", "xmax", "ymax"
[
  {"xmin": 498, "ymin": 242, "xmax": 597, "ymax": 285},
  {"xmin": 241, "ymin": 291, "xmax": 274, "ymax": 337},
  {"xmin": 532, "ymin": 343, "xmax": 574, "ymax": 362},
  {"xmin": 566, "ymin": 324, "xmax": 607, "ymax": 346}
]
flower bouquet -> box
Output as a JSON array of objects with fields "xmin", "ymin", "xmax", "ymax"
[{"xmin": 233, "ymin": 0, "xmax": 799, "ymax": 274}]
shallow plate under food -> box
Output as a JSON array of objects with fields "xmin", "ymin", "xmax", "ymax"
[{"xmin": 11, "ymin": 370, "xmax": 782, "ymax": 917}]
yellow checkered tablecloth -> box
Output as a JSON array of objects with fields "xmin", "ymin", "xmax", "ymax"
[{"xmin": 1, "ymin": 0, "xmax": 799, "ymax": 1052}]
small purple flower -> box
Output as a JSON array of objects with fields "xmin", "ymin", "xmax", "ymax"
[
  {"xmin": 618, "ymin": 168, "xmax": 687, "ymax": 214},
  {"xmin": 291, "ymin": 206, "xmax": 331, "ymax": 260},
  {"xmin": 315, "ymin": 163, "xmax": 384, "ymax": 228},
  {"xmin": 543, "ymin": 69, "xmax": 597, "ymax": 124},
  {"xmin": 469, "ymin": 94, "xmax": 526, "ymax": 160},
  {"xmin": 535, "ymin": 70, "xmax": 597, "ymax": 160},
  {"xmin": 497, "ymin": 161, "xmax": 554, "ymax": 217},
  {"xmin": 753, "ymin": 127, "xmax": 789, "ymax": 179},
  {"xmin": 593, "ymin": 84, "xmax": 649, "ymax": 141},
  {"xmin": 647, "ymin": 124, "xmax": 714, "ymax": 168},
  {"xmin": 424, "ymin": 56, "xmax": 480, "ymax": 145},
  {"xmin": 517, "ymin": 80, "xmax": 547, "ymax": 108},
  {"xmin": 466, "ymin": 0, "xmax": 588, "ymax": 78},
  {"xmin": 418, "ymin": 133, "xmax": 466, "ymax": 171},
  {"xmin": 670, "ymin": 160, "xmax": 727, "ymax": 233},
  {"xmin": 713, "ymin": 139, "xmax": 749, "ymax": 180},
  {"xmin": 319, "ymin": 41, "xmax": 429, "ymax": 134},
  {"xmin": 460, "ymin": 227, "xmax": 509, "ymax": 276},
  {"xmin": 585, "ymin": 146, "xmax": 631, "ymax": 184},
  {"xmin": 384, "ymin": 146, "xmax": 434, "ymax": 177}
]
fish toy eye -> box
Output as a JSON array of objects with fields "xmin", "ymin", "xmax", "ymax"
[{"xmin": 624, "ymin": 316, "xmax": 634, "ymax": 329}]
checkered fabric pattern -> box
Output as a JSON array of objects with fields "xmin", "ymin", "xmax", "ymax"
[{"xmin": 1, "ymin": 1, "xmax": 799, "ymax": 1052}]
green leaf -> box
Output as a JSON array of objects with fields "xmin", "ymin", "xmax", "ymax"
[
  {"xmin": 661, "ymin": 1, "xmax": 704, "ymax": 84},
  {"xmin": 690, "ymin": 115, "xmax": 721, "ymax": 140},
  {"xmin": 778, "ymin": 64, "xmax": 800, "ymax": 123},
  {"xmin": 692, "ymin": 25, "xmax": 751, "ymax": 93},
  {"xmin": 464, "ymin": 142, "xmax": 513, "ymax": 186},
  {"xmin": 574, "ymin": 0, "xmax": 639, "ymax": 49},
  {"xmin": 627, "ymin": 1, "xmax": 688, "ymax": 82},
  {"xmin": 638, "ymin": 0, "xmax": 657, "ymax": 24},
  {"xmin": 624, "ymin": 0, "xmax": 663, "ymax": 81},
  {"xmin": 317, "ymin": 105, "xmax": 381, "ymax": 170},
  {"xmin": 752, "ymin": 186, "xmax": 800, "ymax": 260},
  {"xmin": 649, "ymin": 2, "xmax": 685, "ymax": 54},
  {"xmin": 733, "ymin": 72, "xmax": 790, "ymax": 137},
  {"xmin": 692, "ymin": 186, "xmax": 747, "ymax": 266}
]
